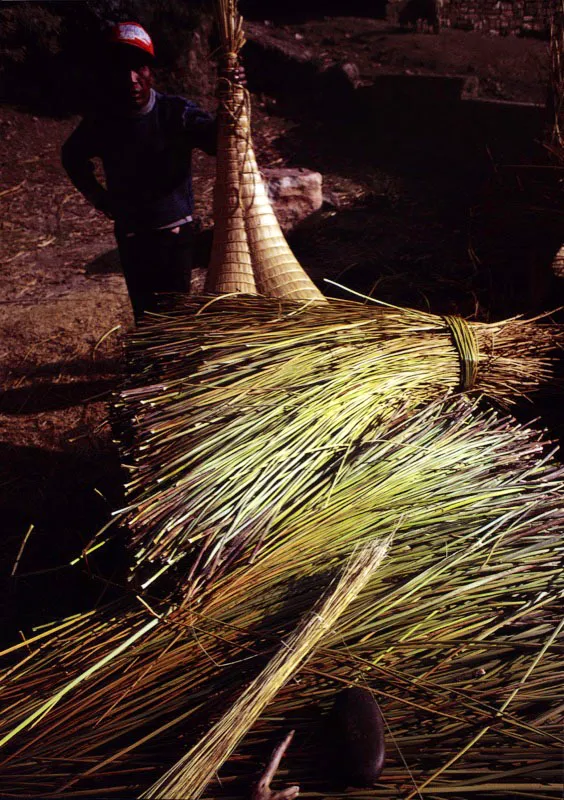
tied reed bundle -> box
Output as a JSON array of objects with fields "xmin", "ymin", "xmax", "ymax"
[
  {"xmin": 117, "ymin": 0, "xmax": 562, "ymax": 597},
  {"xmin": 206, "ymin": 0, "xmax": 324, "ymax": 301},
  {"xmin": 1, "ymin": 400, "xmax": 562, "ymax": 798},
  {"xmin": 143, "ymin": 540, "xmax": 388, "ymax": 799},
  {"xmin": 115, "ymin": 295, "xmax": 562, "ymax": 593}
]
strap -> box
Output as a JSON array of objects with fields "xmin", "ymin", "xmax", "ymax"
[{"xmin": 444, "ymin": 315, "xmax": 479, "ymax": 390}]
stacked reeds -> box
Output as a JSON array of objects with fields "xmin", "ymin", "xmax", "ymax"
[
  {"xmin": 143, "ymin": 540, "xmax": 389, "ymax": 799},
  {"xmin": 114, "ymin": 295, "xmax": 562, "ymax": 595},
  {"xmin": 0, "ymin": 400, "xmax": 563, "ymax": 797}
]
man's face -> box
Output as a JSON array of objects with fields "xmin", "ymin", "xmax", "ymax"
[{"xmin": 107, "ymin": 48, "xmax": 153, "ymax": 111}]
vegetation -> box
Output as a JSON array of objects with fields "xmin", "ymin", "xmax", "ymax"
[{"xmin": 112, "ymin": 294, "xmax": 562, "ymax": 596}]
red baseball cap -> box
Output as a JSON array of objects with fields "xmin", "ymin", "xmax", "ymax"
[{"xmin": 107, "ymin": 22, "xmax": 155, "ymax": 59}]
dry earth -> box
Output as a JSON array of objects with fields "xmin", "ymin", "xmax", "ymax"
[{"xmin": 247, "ymin": 17, "xmax": 550, "ymax": 102}]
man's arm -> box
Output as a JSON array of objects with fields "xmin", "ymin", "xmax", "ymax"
[
  {"xmin": 180, "ymin": 101, "xmax": 218, "ymax": 156},
  {"xmin": 179, "ymin": 67, "xmax": 247, "ymax": 157},
  {"xmin": 61, "ymin": 120, "xmax": 113, "ymax": 217}
]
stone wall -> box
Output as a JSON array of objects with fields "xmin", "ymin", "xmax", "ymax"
[
  {"xmin": 440, "ymin": 0, "xmax": 555, "ymax": 36},
  {"xmin": 390, "ymin": 0, "xmax": 556, "ymax": 36}
]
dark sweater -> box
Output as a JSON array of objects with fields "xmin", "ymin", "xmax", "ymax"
[{"xmin": 61, "ymin": 91, "xmax": 217, "ymax": 232}]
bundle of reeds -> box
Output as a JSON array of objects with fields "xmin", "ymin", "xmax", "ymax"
[
  {"xmin": 113, "ymin": 295, "xmax": 562, "ymax": 593},
  {"xmin": 205, "ymin": 0, "xmax": 324, "ymax": 301},
  {"xmin": 143, "ymin": 540, "xmax": 389, "ymax": 799},
  {"xmin": 1, "ymin": 399, "xmax": 562, "ymax": 798},
  {"xmin": 106, "ymin": 0, "xmax": 562, "ymax": 603}
]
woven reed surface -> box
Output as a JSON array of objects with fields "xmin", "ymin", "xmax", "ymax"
[
  {"xmin": 241, "ymin": 142, "xmax": 325, "ymax": 300},
  {"xmin": 206, "ymin": 68, "xmax": 325, "ymax": 301},
  {"xmin": 206, "ymin": 82, "xmax": 257, "ymax": 294}
]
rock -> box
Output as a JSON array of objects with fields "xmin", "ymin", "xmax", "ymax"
[
  {"xmin": 262, "ymin": 167, "xmax": 323, "ymax": 231},
  {"xmin": 244, "ymin": 23, "xmax": 361, "ymax": 117},
  {"xmin": 551, "ymin": 244, "xmax": 564, "ymax": 280},
  {"xmin": 326, "ymin": 687, "xmax": 386, "ymax": 788},
  {"xmin": 243, "ymin": 22, "xmax": 318, "ymax": 97},
  {"xmin": 320, "ymin": 61, "xmax": 361, "ymax": 94},
  {"xmin": 322, "ymin": 190, "xmax": 341, "ymax": 211},
  {"xmin": 461, "ymin": 75, "xmax": 480, "ymax": 99}
]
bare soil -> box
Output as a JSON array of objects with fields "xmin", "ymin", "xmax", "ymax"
[
  {"xmin": 248, "ymin": 17, "xmax": 550, "ymax": 103},
  {"xmin": 1, "ymin": 19, "xmax": 562, "ymax": 627}
]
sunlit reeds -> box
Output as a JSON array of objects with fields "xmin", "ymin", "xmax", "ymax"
[
  {"xmin": 0, "ymin": 400, "xmax": 562, "ymax": 798},
  {"xmin": 114, "ymin": 295, "xmax": 562, "ymax": 593}
]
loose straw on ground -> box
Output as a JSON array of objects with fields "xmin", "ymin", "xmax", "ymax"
[
  {"xmin": 0, "ymin": 401, "xmax": 563, "ymax": 795},
  {"xmin": 142, "ymin": 538, "xmax": 389, "ymax": 799}
]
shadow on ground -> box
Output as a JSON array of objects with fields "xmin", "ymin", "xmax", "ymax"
[
  {"xmin": 0, "ymin": 354, "xmax": 127, "ymax": 634},
  {"xmin": 86, "ymin": 248, "xmax": 122, "ymax": 276},
  {"xmin": 0, "ymin": 379, "xmax": 116, "ymax": 414},
  {"xmin": 276, "ymin": 88, "xmax": 563, "ymax": 319},
  {"xmin": 0, "ymin": 441, "xmax": 128, "ymax": 632}
]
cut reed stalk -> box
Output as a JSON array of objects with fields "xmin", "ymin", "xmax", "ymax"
[
  {"xmin": 0, "ymin": 401, "xmax": 562, "ymax": 797},
  {"xmin": 143, "ymin": 539, "xmax": 388, "ymax": 798}
]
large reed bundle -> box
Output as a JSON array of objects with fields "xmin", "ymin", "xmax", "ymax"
[
  {"xmin": 1, "ymin": 400, "xmax": 563, "ymax": 798},
  {"xmin": 106, "ymin": 0, "xmax": 562, "ymax": 603},
  {"xmin": 114, "ymin": 295, "xmax": 562, "ymax": 593},
  {"xmin": 205, "ymin": 0, "xmax": 324, "ymax": 301}
]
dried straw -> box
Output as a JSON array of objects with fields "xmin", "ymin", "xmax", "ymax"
[
  {"xmin": 0, "ymin": 400, "xmax": 562, "ymax": 797},
  {"xmin": 143, "ymin": 539, "xmax": 388, "ymax": 798},
  {"xmin": 114, "ymin": 295, "xmax": 562, "ymax": 592}
]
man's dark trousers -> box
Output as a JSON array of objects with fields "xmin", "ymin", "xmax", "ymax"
[{"xmin": 115, "ymin": 223, "xmax": 195, "ymax": 322}]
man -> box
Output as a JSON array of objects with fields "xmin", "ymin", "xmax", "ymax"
[{"xmin": 62, "ymin": 21, "xmax": 221, "ymax": 321}]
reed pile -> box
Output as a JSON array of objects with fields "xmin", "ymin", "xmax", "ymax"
[
  {"xmin": 1, "ymin": 400, "xmax": 563, "ymax": 798},
  {"xmin": 113, "ymin": 295, "xmax": 562, "ymax": 594},
  {"xmin": 143, "ymin": 540, "xmax": 389, "ymax": 799}
]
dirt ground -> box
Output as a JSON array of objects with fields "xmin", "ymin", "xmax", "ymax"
[
  {"xmin": 248, "ymin": 17, "xmax": 550, "ymax": 103},
  {"xmin": 1, "ymin": 19, "xmax": 562, "ymax": 627}
]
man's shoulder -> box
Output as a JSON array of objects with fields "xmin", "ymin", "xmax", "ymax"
[
  {"xmin": 154, "ymin": 91, "xmax": 203, "ymax": 115},
  {"xmin": 154, "ymin": 92, "xmax": 214, "ymax": 132}
]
